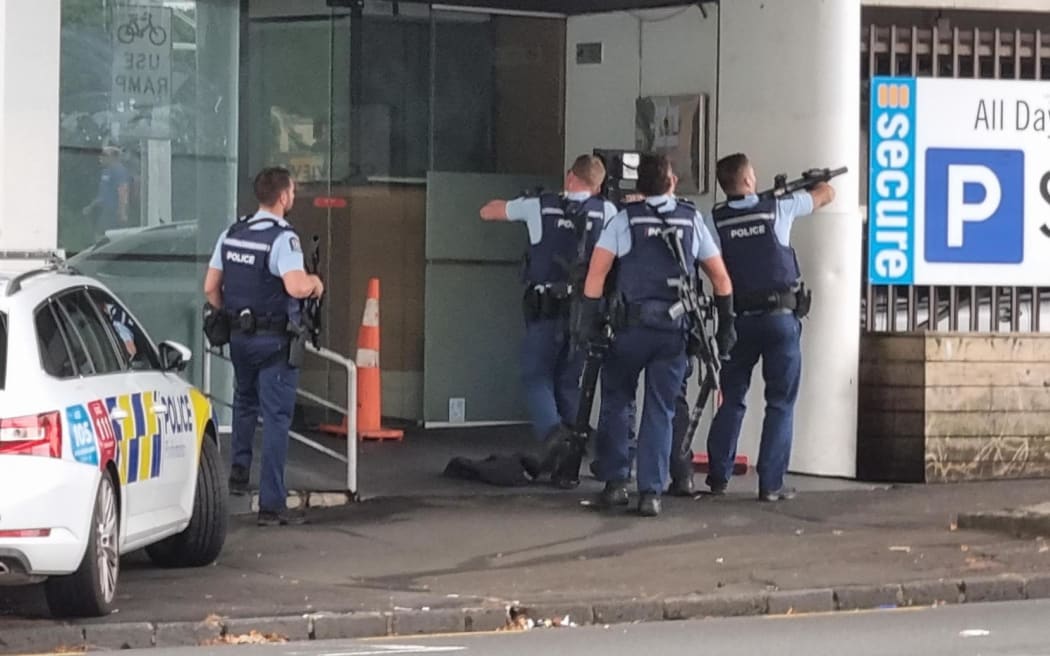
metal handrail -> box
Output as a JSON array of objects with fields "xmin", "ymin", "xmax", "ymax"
[{"xmin": 202, "ymin": 341, "xmax": 358, "ymax": 498}]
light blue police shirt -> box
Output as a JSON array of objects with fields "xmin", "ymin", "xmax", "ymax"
[
  {"xmin": 505, "ymin": 192, "xmax": 618, "ymax": 245},
  {"xmin": 208, "ymin": 210, "xmax": 305, "ymax": 277},
  {"xmin": 597, "ymin": 195, "xmax": 720, "ymax": 261},
  {"xmin": 703, "ymin": 191, "xmax": 815, "ymax": 250}
]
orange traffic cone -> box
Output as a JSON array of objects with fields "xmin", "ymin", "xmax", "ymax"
[{"xmin": 320, "ymin": 278, "xmax": 403, "ymax": 441}]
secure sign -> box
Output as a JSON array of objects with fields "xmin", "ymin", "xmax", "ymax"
[{"xmin": 868, "ymin": 76, "xmax": 1050, "ymax": 286}]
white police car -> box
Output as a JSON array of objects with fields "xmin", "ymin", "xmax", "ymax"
[{"xmin": 0, "ymin": 258, "xmax": 226, "ymax": 618}]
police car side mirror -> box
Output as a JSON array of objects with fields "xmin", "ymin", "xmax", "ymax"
[{"xmin": 159, "ymin": 340, "xmax": 192, "ymax": 372}]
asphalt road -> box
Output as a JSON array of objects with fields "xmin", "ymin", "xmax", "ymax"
[{"xmin": 112, "ymin": 599, "xmax": 1050, "ymax": 656}]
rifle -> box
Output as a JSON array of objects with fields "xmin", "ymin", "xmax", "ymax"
[
  {"xmin": 544, "ymin": 315, "xmax": 615, "ymax": 489},
  {"xmin": 303, "ymin": 235, "xmax": 323, "ymax": 350},
  {"xmin": 658, "ymin": 215, "xmax": 724, "ymax": 462},
  {"xmin": 714, "ymin": 166, "xmax": 848, "ymax": 210}
]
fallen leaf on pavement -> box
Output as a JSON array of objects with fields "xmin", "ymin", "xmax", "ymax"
[
  {"xmin": 501, "ymin": 605, "xmax": 577, "ymax": 631},
  {"xmin": 890, "ymin": 546, "xmax": 911, "ymax": 553},
  {"xmin": 204, "ymin": 630, "xmax": 287, "ymax": 645}
]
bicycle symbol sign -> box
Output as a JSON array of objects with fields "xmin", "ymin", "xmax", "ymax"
[
  {"xmin": 111, "ymin": 5, "xmax": 172, "ymax": 135},
  {"xmin": 117, "ymin": 10, "xmax": 168, "ymax": 46}
]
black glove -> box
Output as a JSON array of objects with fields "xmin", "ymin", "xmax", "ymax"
[
  {"xmin": 570, "ymin": 296, "xmax": 602, "ymax": 349},
  {"xmin": 714, "ymin": 294, "xmax": 736, "ymax": 360}
]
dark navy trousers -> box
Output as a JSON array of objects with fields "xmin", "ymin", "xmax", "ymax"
[
  {"xmin": 594, "ymin": 325, "xmax": 688, "ymax": 495},
  {"xmin": 520, "ymin": 317, "xmax": 585, "ymax": 440},
  {"xmin": 705, "ymin": 311, "xmax": 802, "ymax": 493},
  {"xmin": 230, "ymin": 333, "xmax": 300, "ymax": 513}
]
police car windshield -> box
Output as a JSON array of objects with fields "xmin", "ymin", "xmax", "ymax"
[{"xmin": 0, "ymin": 312, "xmax": 7, "ymax": 390}]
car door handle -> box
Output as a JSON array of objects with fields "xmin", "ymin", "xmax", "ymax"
[
  {"xmin": 152, "ymin": 404, "xmax": 168, "ymax": 415},
  {"xmin": 110, "ymin": 409, "xmax": 129, "ymax": 420}
]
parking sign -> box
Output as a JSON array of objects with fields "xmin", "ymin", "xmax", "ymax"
[{"xmin": 868, "ymin": 76, "xmax": 1050, "ymax": 286}]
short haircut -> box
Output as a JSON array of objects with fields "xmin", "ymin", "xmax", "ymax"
[
  {"xmin": 253, "ymin": 167, "xmax": 293, "ymax": 205},
  {"xmin": 636, "ymin": 153, "xmax": 673, "ymax": 196},
  {"xmin": 570, "ymin": 154, "xmax": 606, "ymax": 189},
  {"xmin": 715, "ymin": 153, "xmax": 750, "ymax": 192}
]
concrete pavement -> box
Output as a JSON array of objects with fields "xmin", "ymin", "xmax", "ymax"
[{"xmin": 4, "ymin": 471, "xmax": 1050, "ymax": 653}]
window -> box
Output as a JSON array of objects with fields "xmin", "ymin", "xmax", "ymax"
[
  {"xmin": 87, "ymin": 288, "xmax": 161, "ymax": 370},
  {"xmin": 0, "ymin": 312, "xmax": 7, "ymax": 389},
  {"xmin": 58, "ymin": 0, "xmax": 240, "ymax": 387},
  {"xmin": 36, "ymin": 304, "xmax": 77, "ymax": 378},
  {"xmin": 56, "ymin": 291, "xmax": 124, "ymax": 375}
]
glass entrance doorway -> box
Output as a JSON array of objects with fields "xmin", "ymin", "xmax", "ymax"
[{"xmin": 245, "ymin": 1, "xmax": 566, "ymax": 426}]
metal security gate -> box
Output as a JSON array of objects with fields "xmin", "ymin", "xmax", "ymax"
[{"xmin": 861, "ymin": 19, "xmax": 1050, "ymax": 333}]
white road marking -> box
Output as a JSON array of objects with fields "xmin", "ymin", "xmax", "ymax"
[
  {"xmin": 304, "ymin": 647, "xmax": 466, "ymax": 656},
  {"xmin": 958, "ymin": 629, "xmax": 991, "ymax": 637}
]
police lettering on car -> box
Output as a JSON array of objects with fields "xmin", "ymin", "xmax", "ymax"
[
  {"xmin": 703, "ymin": 153, "xmax": 837, "ymax": 502},
  {"xmin": 575, "ymin": 154, "xmax": 736, "ymax": 517},
  {"xmin": 479, "ymin": 155, "xmax": 617, "ymax": 485},
  {"xmin": 203, "ymin": 167, "xmax": 324, "ymax": 526}
]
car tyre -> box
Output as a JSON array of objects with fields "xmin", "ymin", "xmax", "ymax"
[
  {"xmin": 45, "ymin": 469, "xmax": 119, "ymax": 618},
  {"xmin": 145, "ymin": 434, "xmax": 228, "ymax": 567}
]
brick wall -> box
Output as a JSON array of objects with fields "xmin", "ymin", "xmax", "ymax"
[{"xmin": 859, "ymin": 333, "xmax": 1050, "ymax": 483}]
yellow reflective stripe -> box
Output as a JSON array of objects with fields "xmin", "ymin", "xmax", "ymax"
[{"xmin": 189, "ymin": 388, "xmax": 212, "ymax": 452}]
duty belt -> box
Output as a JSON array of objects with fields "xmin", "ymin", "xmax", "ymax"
[
  {"xmin": 735, "ymin": 289, "xmax": 798, "ymax": 315},
  {"xmin": 229, "ymin": 310, "xmax": 290, "ymax": 335},
  {"xmin": 523, "ymin": 283, "xmax": 572, "ymax": 320}
]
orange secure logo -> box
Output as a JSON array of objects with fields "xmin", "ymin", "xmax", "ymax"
[{"xmin": 877, "ymin": 82, "xmax": 911, "ymax": 109}]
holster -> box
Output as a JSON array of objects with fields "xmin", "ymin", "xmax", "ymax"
[
  {"xmin": 286, "ymin": 321, "xmax": 306, "ymax": 368},
  {"xmin": 202, "ymin": 303, "xmax": 230, "ymax": 347},
  {"xmin": 795, "ymin": 283, "xmax": 813, "ymax": 319}
]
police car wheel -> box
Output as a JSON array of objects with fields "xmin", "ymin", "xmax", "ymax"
[
  {"xmin": 145, "ymin": 433, "xmax": 228, "ymax": 568},
  {"xmin": 44, "ymin": 470, "xmax": 119, "ymax": 618}
]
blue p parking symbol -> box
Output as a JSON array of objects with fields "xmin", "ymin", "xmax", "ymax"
[{"xmin": 924, "ymin": 148, "xmax": 1025, "ymax": 264}]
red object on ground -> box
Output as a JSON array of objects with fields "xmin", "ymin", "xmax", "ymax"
[{"xmin": 692, "ymin": 452, "xmax": 749, "ymax": 475}]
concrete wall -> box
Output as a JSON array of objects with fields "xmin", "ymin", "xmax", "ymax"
[
  {"xmin": 565, "ymin": 5, "xmax": 720, "ymax": 206},
  {"xmin": 860, "ymin": 333, "xmax": 1050, "ymax": 483},
  {"xmin": 0, "ymin": 0, "xmax": 60, "ymax": 252}
]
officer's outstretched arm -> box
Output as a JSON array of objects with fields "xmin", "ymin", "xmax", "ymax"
[
  {"xmin": 698, "ymin": 255, "xmax": 732, "ymax": 297},
  {"xmin": 583, "ymin": 247, "xmax": 615, "ymax": 299},
  {"xmin": 479, "ymin": 200, "xmax": 509, "ymax": 221},
  {"xmin": 203, "ymin": 267, "xmax": 223, "ymax": 308}
]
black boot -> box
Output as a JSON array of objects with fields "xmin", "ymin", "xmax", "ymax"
[
  {"xmin": 598, "ymin": 481, "xmax": 629, "ymax": 507},
  {"xmin": 668, "ymin": 475, "xmax": 694, "ymax": 497},
  {"xmin": 229, "ymin": 464, "xmax": 249, "ymax": 496},
  {"xmin": 638, "ymin": 492, "xmax": 662, "ymax": 517}
]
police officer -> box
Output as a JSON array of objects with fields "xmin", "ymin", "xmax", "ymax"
[
  {"xmin": 479, "ymin": 155, "xmax": 618, "ymax": 463},
  {"xmin": 578, "ymin": 154, "xmax": 735, "ymax": 517},
  {"xmin": 703, "ymin": 153, "xmax": 835, "ymax": 502},
  {"xmin": 203, "ymin": 167, "xmax": 324, "ymax": 526}
]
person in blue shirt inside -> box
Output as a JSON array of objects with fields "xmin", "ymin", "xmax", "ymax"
[
  {"xmin": 703, "ymin": 153, "xmax": 836, "ymax": 502},
  {"xmin": 204, "ymin": 167, "xmax": 324, "ymax": 526},
  {"xmin": 82, "ymin": 146, "xmax": 130, "ymax": 241},
  {"xmin": 576, "ymin": 154, "xmax": 736, "ymax": 517},
  {"xmin": 479, "ymin": 155, "xmax": 618, "ymax": 483}
]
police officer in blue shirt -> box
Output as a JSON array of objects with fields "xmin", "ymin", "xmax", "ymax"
[
  {"xmin": 480, "ymin": 156, "xmax": 618, "ymax": 474},
  {"xmin": 203, "ymin": 167, "xmax": 324, "ymax": 526},
  {"xmin": 703, "ymin": 153, "xmax": 835, "ymax": 502},
  {"xmin": 577, "ymin": 154, "xmax": 735, "ymax": 517}
]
